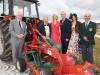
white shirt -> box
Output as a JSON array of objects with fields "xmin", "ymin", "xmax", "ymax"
[
  {"xmin": 85, "ymin": 21, "xmax": 90, "ymax": 26},
  {"xmin": 62, "ymin": 18, "xmax": 65, "ymax": 21},
  {"xmin": 44, "ymin": 23, "xmax": 50, "ymax": 38},
  {"xmin": 62, "ymin": 18, "xmax": 65, "ymax": 22}
]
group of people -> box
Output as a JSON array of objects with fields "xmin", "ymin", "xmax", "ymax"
[
  {"xmin": 9, "ymin": 11, "xmax": 97, "ymax": 69},
  {"xmin": 38, "ymin": 11, "xmax": 97, "ymax": 64}
]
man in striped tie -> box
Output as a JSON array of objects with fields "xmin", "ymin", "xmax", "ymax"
[{"xmin": 79, "ymin": 13, "xmax": 97, "ymax": 64}]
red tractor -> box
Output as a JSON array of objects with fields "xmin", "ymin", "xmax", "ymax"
[
  {"xmin": 0, "ymin": 0, "xmax": 40, "ymax": 61},
  {"xmin": 0, "ymin": 0, "xmax": 99, "ymax": 75}
]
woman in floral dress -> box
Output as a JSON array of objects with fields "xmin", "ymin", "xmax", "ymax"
[{"xmin": 67, "ymin": 13, "xmax": 81, "ymax": 53}]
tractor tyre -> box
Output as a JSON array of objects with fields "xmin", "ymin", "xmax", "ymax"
[
  {"xmin": 16, "ymin": 58, "xmax": 27, "ymax": 72},
  {"xmin": 0, "ymin": 20, "xmax": 12, "ymax": 61},
  {"xmin": 40, "ymin": 66, "xmax": 53, "ymax": 75}
]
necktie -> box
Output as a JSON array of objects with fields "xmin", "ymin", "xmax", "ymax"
[
  {"xmin": 61, "ymin": 19, "xmax": 64, "ymax": 26},
  {"xmin": 19, "ymin": 21, "xmax": 21, "ymax": 28},
  {"xmin": 62, "ymin": 19, "xmax": 64, "ymax": 24},
  {"xmin": 85, "ymin": 23, "xmax": 88, "ymax": 28}
]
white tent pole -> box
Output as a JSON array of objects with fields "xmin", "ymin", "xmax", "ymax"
[
  {"xmin": 29, "ymin": 5, "xmax": 31, "ymax": 17},
  {"xmin": 23, "ymin": 7, "xmax": 24, "ymax": 16}
]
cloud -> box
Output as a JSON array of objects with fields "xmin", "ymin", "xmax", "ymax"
[
  {"xmin": 39, "ymin": 0, "xmax": 100, "ymax": 22},
  {"xmin": 0, "ymin": 0, "xmax": 100, "ymax": 22}
]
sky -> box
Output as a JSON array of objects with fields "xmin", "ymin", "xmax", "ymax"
[
  {"xmin": 38, "ymin": 0, "xmax": 100, "ymax": 23},
  {"xmin": 0, "ymin": 0, "xmax": 100, "ymax": 23}
]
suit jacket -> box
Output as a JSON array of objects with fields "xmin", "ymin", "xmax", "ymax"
[
  {"xmin": 60, "ymin": 18, "xmax": 71, "ymax": 40},
  {"xmin": 79, "ymin": 21, "xmax": 97, "ymax": 45},
  {"xmin": 9, "ymin": 19, "xmax": 27, "ymax": 43},
  {"xmin": 38, "ymin": 22, "xmax": 51, "ymax": 37}
]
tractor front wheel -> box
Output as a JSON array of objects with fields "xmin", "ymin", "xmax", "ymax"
[{"xmin": 16, "ymin": 58, "xmax": 27, "ymax": 72}]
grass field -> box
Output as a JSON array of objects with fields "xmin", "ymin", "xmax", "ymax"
[
  {"xmin": 96, "ymin": 29, "xmax": 100, "ymax": 35},
  {"xmin": 76, "ymin": 37, "xmax": 100, "ymax": 75},
  {"xmin": 77, "ymin": 37, "xmax": 100, "ymax": 67},
  {"xmin": 94, "ymin": 37, "xmax": 100, "ymax": 68}
]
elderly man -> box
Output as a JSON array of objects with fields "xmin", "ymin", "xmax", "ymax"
[
  {"xmin": 38, "ymin": 17, "xmax": 51, "ymax": 39},
  {"xmin": 79, "ymin": 13, "xmax": 97, "ymax": 64},
  {"xmin": 60, "ymin": 11, "xmax": 71, "ymax": 54},
  {"xmin": 9, "ymin": 11, "xmax": 27, "ymax": 67}
]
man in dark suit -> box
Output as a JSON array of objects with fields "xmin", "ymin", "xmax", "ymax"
[
  {"xmin": 60, "ymin": 11, "xmax": 71, "ymax": 54},
  {"xmin": 79, "ymin": 13, "xmax": 97, "ymax": 64},
  {"xmin": 38, "ymin": 17, "xmax": 51, "ymax": 39}
]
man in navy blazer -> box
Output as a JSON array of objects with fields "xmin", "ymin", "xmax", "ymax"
[
  {"xmin": 60, "ymin": 11, "xmax": 71, "ymax": 54},
  {"xmin": 38, "ymin": 17, "xmax": 51, "ymax": 39}
]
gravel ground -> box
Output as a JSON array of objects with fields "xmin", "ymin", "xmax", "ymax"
[{"xmin": 0, "ymin": 60, "xmax": 30, "ymax": 75}]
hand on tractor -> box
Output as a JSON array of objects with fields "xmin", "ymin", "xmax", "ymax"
[
  {"xmin": 66, "ymin": 38, "xmax": 69, "ymax": 42},
  {"xmin": 17, "ymin": 34, "xmax": 24, "ymax": 38},
  {"xmin": 83, "ymin": 36, "xmax": 89, "ymax": 42}
]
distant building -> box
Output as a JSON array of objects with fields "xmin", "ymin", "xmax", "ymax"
[{"xmin": 97, "ymin": 23, "xmax": 100, "ymax": 29}]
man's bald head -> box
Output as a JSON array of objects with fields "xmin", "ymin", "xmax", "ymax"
[
  {"xmin": 85, "ymin": 13, "xmax": 91, "ymax": 17},
  {"xmin": 84, "ymin": 13, "xmax": 91, "ymax": 22},
  {"xmin": 16, "ymin": 11, "xmax": 23, "ymax": 20}
]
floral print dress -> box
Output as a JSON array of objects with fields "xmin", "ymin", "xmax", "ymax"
[{"xmin": 67, "ymin": 24, "xmax": 79, "ymax": 54}]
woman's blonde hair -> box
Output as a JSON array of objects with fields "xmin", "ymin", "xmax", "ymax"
[{"xmin": 52, "ymin": 14, "xmax": 58, "ymax": 23}]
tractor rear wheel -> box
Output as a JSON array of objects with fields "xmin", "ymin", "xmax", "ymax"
[{"xmin": 0, "ymin": 19, "xmax": 12, "ymax": 61}]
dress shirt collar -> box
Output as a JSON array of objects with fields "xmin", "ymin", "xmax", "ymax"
[
  {"xmin": 44, "ymin": 23, "xmax": 49, "ymax": 26},
  {"xmin": 85, "ymin": 20, "xmax": 90, "ymax": 25},
  {"xmin": 62, "ymin": 18, "xmax": 65, "ymax": 21},
  {"xmin": 16, "ymin": 19, "xmax": 22, "ymax": 22}
]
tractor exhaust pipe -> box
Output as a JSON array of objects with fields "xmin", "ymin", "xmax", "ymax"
[{"xmin": 8, "ymin": 0, "xmax": 14, "ymax": 16}]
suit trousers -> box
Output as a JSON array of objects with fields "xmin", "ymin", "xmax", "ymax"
[
  {"xmin": 61, "ymin": 39, "xmax": 69, "ymax": 54},
  {"xmin": 11, "ymin": 43, "xmax": 23, "ymax": 66},
  {"xmin": 81, "ymin": 45, "xmax": 93, "ymax": 64}
]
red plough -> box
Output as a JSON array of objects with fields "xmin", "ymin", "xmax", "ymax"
[{"xmin": 23, "ymin": 22, "xmax": 99, "ymax": 75}]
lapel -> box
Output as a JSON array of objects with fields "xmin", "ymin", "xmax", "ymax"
[
  {"xmin": 21, "ymin": 21, "xmax": 24, "ymax": 28},
  {"xmin": 15, "ymin": 19, "xmax": 22, "ymax": 30},
  {"xmin": 43, "ymin": 23, "xmax": 46, "ymax": 31},
  {"xmin": 84, "ymin": 21, "xmax": 92, "ymax": 31},
  {"xmin": 61, "ymin": 18, "xmax": 66, "ymax": 26},
  {"xmin": 83, "ymin": 22, "xmax": 87, "ymax": 30},
  {"xmin": 87, "ymin": 21, "xmax": 92, "ymax": 29},
  {"xmin": 43, "ymin": 23, "xmax": 50, "ymax": 33},
  {"xmin": 63, "ymin": 18, "xmax": 66, "ymax": 25}
]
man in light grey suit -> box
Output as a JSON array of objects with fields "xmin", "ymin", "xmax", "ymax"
[{"xmin": 9, "ymin": 12, "xmax": 27, "ymax": 67}]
